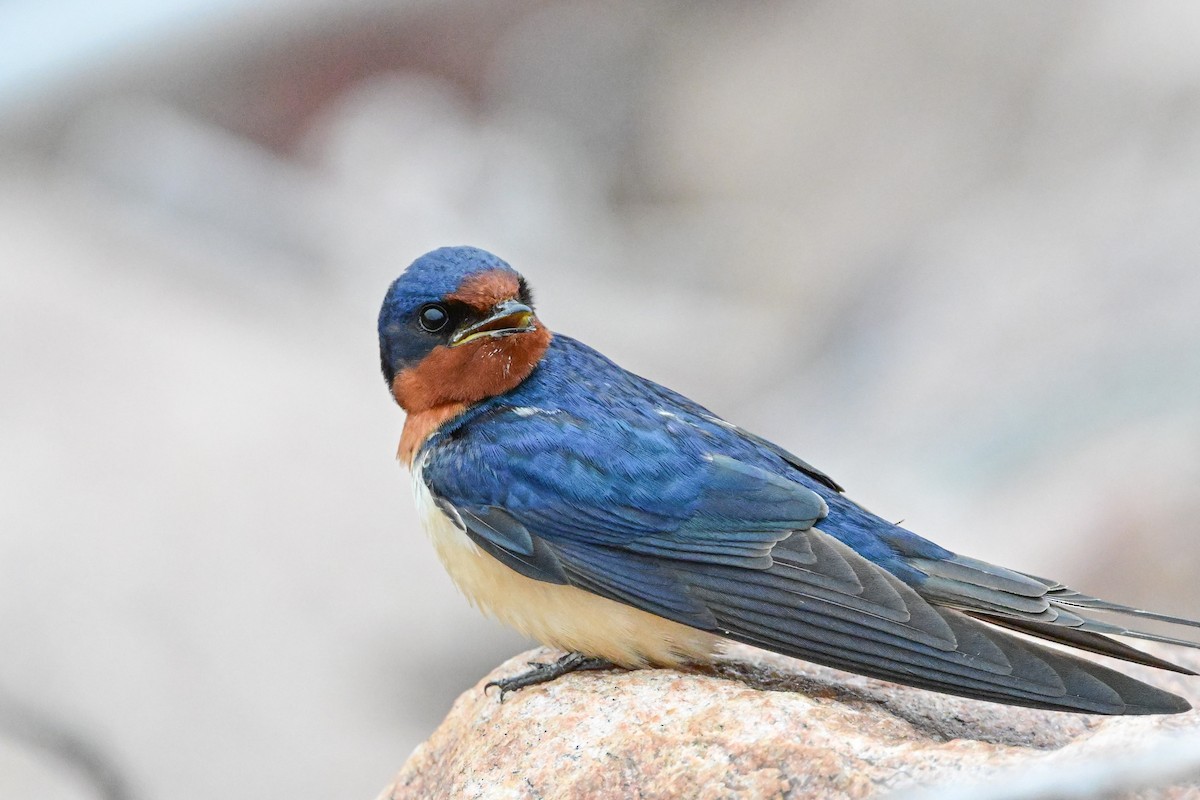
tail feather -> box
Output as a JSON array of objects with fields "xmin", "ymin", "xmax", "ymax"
[
  {"xmin": 968, "ymin": 612, "xmax": 1199, "ymax": 676},
  {"xmin": 1049, "ymin": 591, "xmax": 1200, "ymax": 630},
  {"xmin": 909, "ymin": 555, "xmax": 1200, "ymax": 681}
]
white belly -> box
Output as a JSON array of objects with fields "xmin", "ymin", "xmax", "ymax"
[{"xmin": 411, "ymin": 468, "xmax": 718, "ymax": 668}]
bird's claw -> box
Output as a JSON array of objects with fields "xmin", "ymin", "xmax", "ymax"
[{"xmin": 483, "ymin": 652, "xmax": 616, "ymax": 702}]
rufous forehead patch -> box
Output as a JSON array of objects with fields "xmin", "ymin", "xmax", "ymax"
[{"xmin": 447, "ymin": 269, "xmax": 521, "ymax": 311}]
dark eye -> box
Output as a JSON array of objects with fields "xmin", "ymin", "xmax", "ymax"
[{"xmin": 418, "ymin": 303, "xmax": 450, "ymax": 333}]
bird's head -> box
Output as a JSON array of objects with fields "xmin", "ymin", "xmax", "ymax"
[{"xmin": 378, "ymin": 246, "xmax": 552, "ymax": 412}]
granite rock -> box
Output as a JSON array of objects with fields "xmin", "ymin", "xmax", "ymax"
[{"xmin": 382, "ymin": 644, "xmax": 1200, "ymax": 800}]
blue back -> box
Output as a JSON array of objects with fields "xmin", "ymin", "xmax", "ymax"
[{"xmin": 421, "ymin": 334, "xmax": 952, "ymax": 582}]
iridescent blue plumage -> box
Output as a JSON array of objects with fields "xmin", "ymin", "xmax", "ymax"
[
  {"xmin": 421, "ymin": 334, "xmax": 944, "ymax": 583},
  {"xmin": 383, "ymin": 245, "xmax": 1200, "ymax": 715}
]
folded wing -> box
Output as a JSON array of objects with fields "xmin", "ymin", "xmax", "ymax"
[{"xmin": 424, "ymin": 439, "xmax": 1193, "ymax": 715}]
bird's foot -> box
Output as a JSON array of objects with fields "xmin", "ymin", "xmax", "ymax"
[{"xmin": 485, "ymin": 652, "xmax": 616, "ymax": 701}]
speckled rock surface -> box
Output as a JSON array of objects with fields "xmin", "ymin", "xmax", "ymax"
[{"xmin": 381, "ymin": 645, "xmax": 1200, "ymax": 800}]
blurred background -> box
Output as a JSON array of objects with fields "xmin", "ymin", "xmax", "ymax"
[{"xmin": 3, "ymin": 1, "xmax": 1200, "ymax": 797}]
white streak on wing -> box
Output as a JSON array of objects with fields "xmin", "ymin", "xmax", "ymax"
[
  {"xmin": 510, "ymin": 406, "xmax": 565, "ymax": 419},
  {"xmin": 703, "ymin": 414, "xmax": 738, "ymax": 430}
]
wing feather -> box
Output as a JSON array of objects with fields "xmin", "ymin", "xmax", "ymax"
[{"xmin": 421, "ymin": 396, "xmax": 1194, "ymax": 714}]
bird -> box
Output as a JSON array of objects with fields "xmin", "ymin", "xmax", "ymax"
[{"xmin": 378, "ymin": 245, "xmax": 1200, "ymax": 715}]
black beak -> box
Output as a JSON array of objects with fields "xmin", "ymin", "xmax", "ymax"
[{"xmin": 448, "ymin": 299, "xmax": 536, "ymax": 347}]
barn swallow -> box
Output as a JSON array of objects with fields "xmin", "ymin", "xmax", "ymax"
[{"xmin": 379, "ymin": 246, "xmax": 1200, "ymax": 715}]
